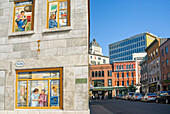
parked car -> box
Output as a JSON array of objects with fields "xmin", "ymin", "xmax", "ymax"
[
  {"xmin": 125, "ymin": 92, "xmax": 135, "ymax": 100},
  {"xmin": 121, "ymin": 95, "xmax": 126, "ymax": 100},
  {"xmin": 156, "ymin": 91, "xmax": 170, "ymax": 104},
  {"xmin": 141, "ymin": 93, "xmax": 157, "ymax": 102},
  {"xmin": 130, "ymin": 93, "xmax": 143, "ymax": 101},
  {"xmin": 116, "ymin": 95, "xmax": 122, "ymax": 99}
]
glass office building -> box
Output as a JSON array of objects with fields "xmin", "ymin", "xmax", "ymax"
[{"xmin": 109, "ymin": 32, "xmax": 156, "ymax": 63}]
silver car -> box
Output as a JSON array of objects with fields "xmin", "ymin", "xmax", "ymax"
[
  {"xmin": 126, "ymin": 92, "xmax": 135, "ymax": 100},
  {"xmin": 141, "ymin": 93, "xmax": 157, "ymax": 102},
  {"xmin": 131, "ymin": 93, "xmax": 143, "ymax": 101}
]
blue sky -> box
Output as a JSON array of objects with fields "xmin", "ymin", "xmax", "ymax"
[{"xmin": 90, "ymin": 0, "xmax": 170, "ymax": 56}]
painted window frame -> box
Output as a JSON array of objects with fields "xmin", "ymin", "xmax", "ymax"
[
  {"xmin": 15, "ymin": 68, "xmax": 63, "ymax": 109},
  {"xmin": 47, "ymin": 0, "xmax": 70, "ymax": 29},
  {"xmin": 12, "ymin": 0, "xmax": 35, "ymax": 32}
]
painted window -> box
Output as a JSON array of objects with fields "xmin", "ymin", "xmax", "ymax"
[
  {"xmin": 13, "ymin": 0, "xmax": 34, "ymax": 32},
  {"xmin": 126, "ymin": 73, "xmax": 129, "ymax": 78},
  {"xmin": 47, "ymin": 0, "xmax": 70, "ymax": 28},
  {"xmin": 16, "ymin": 68, "xmax": 62, "ymax": 109},
  {"xmin": 131, "ymin": 80, "xmax": 134, "ymax": 85},
  {"xmin": 131, "ymin": 72, "xmax": 133, "ymax": 77}
]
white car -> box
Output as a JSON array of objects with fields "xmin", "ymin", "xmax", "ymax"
[
  {"xmin": 141, "ymin": 93, "xmax": 157, "ymax": 102},
  {"xmin": 131, "ymin": 93, "xmax": 143, "ymax": 101}
]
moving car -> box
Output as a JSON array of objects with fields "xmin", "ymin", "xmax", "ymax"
[
  {"xmin": 156, "ymin": 91, "xmax": 170, "ymax": 104},
  {"xmin": 130, "ymin": 93, "xmax": 143, "ymax": 101},
  {"xmin": 125, "ymin": 92, "xmax": 134, "ymax": 100},
  {"xmin": 141, "ymin": 93, "xmax": 157, "ymax": 102}
]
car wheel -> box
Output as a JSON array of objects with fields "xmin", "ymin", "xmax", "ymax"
[
  {"xmin": 166, "ymin": 99, "xmax": 169, "ymax": 104},
  {"xmin": 156, "ymin": 99, "xmax": 159, "ymax": 103}
]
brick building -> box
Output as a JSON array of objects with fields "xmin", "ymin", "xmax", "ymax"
[
  {"xmin": 89, "ymin": 64, "xmax": 114, "ymax": 99},
  {"xmin": 160, "ymin": 38, "xmax": 170, "ymax": 91},
  {"xmin": 145, "ymin": 38, "xmax": 167, "ymax": 92},
  {"xmin": 0, "ymin": 0, "xmax": 90, "ymax": 113},
  {"xmin": 113, "ymin": 61, "xmax": 137, "ymax": 95}
]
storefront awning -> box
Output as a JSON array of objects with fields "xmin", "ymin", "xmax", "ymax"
[{"xmin": 89, "ymin": 87, "xmax": 114, "ymax": 91}]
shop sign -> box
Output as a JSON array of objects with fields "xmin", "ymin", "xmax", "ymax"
[{"xmin": 16, "ymin": 61, "xmax": 25, "ymax": 67}]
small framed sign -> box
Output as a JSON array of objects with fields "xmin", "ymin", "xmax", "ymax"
[{"xmin": 16, "ymin": 61, "xmax": 25, "ymax": 67}]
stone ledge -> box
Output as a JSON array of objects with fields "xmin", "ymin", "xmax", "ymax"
[
  {"xmin": 43, "ymin": 26, "xmax": 73, "ymax": 33},
  {"xmin": 8, "ymin": 31, "xmax": 35, "ymax": 37}
]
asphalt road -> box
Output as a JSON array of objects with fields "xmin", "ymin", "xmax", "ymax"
[{"xmin": 90, "ymin": 99, "xmax": 170, "ymax": 114}]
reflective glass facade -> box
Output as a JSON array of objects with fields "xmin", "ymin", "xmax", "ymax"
[{"xmin": 109, "ymin": 34, "xmax": 147, "ymax": 63}]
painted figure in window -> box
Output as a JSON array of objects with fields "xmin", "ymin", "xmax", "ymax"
[
  {"xmin": 51, "ymin": 86, "xmax": 57, "ymax": 96},
  {"xmin": 39, "ymin": 89, "xmax": 47, "ymax": 107},
  {"xmin": 15, "ymin": 11, "xmax": 27, "ymax": 31},
  {"xmin": 49, "ymin": 14, "xmax": 58, "ymax": 28},
  {"xmin": 31, "ymin": 88, "xmax": 40, "ymax": 107}
]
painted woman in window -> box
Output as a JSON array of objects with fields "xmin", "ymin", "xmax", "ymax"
[
  {"xmin": 49, "ymin": 14, "xmax": 58, "ymax": 28},
  {"xmin": 39, "ymin": 89, "xmax": 47, "ymax": 107},
  {"xmin": 31, "ymin": 88, "xmax": 40, "ymax": 107},
  {"xmin": 15, "ymin": 11, "xmax": 27, "ymax": 31}
]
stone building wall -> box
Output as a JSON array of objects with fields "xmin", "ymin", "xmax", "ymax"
[{"xmin": 0, "ymin": 0, "xmax": 89, "ymax": 113}]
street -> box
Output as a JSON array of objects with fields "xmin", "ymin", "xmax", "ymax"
[{"xmin": 90, "ymin": 99, "xmax": 170, "ymax": 114}]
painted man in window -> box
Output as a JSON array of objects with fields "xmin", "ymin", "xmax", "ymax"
[{"xmin": 15, "ymin": 11, "xmax": 27, "ymax": 31}]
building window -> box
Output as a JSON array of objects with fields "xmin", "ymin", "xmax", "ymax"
[
  {"xmin": 162, "ymin": 49, "xmax": 164, "ymax": 56},
  {"xmin": 126, "ymin": 73, "xmax": 129, "ymax": 78},
  {"xmin": 131, "ymin": 64, "xmax": 133, "ymax": 69},
  {"xmin": 131, "ymin": 80, "xmax": 134, "ymax": 85},
  {"xmin": 121, "ymin": 81, "xmax": 124, "ymax": 86},
  {"xmin": 165, "ymin": 46, "xmax": 168, "ymax": 54},
  {"xmin": 156, "ymin": 48, "xmax": 158, "ymax": 56},
  {"xmin": 98, "ymin": 62, "xmax": 100, "ymax": 65},
  {"xmin": 90, "ymin": 56, "xmax": 92, "ymax": 59},
  {"xmin": 119, "ymin": 65, "xmax": 121, "ymax": 69},
  {"xmin": 117, "ymin": 73, "xmax": 119, "ymax": 78},
  {"xmin": 126, "ymin": 65, "xmax": 128, "ymax": 69},
  {"xmin": 95, "ymin": 71, "xmax": 97, "ymax": 77},
  {"xmin": 13, "ymin": 0, "xmax": 35, "ymax": 32},
  {"xmin": 163, "ymin": 74, "xmax": 165, "ymax": 80},
  {"xmin": 107, "ymin": 70, "xmax": 109, "ymax": 77},
  {"xmin": 108, "ymin": 79, "xmax": 112, "ymax": 86},
  {"xmin": 162, "ymin": 61, "xmax": 165, "ymax": 68},
  {"xmin": 127, "ymin": 81, "xmax": 129, "ymax": 86},
  {"xmin": 122, "ymin": 65, "xmax": 124, "ymax": 69},
  {"xmin": 117, "ymin": 81, "xmax": 119, "ymax": 86},
  {"xmin": 16, "ymin": 68, "xmax": 62, "ymax": 109},
  {"xmin": 103, "ymin": 59, "xmax": 106, "ymax": 64},
  {"xmin": 92, "ymin": 71, "xmax": 94, "ymax": 77},
  {"xmin": 166, "ymin": 59, "xmax": 169, "ymax": 66},
  {"xmin": 131, "ymin": 72, "xmax": 133, "ymax": 77},
  {"xmin": 116, "ymin": 65, "xmax": 118, "ymax": 70},
  {"xmin": 102, "ymin": 71, "xmax": 104, "ymax": 77},
  {"xmin": 122, "ymin": 73, "xmax": 124, "ymax": 78},
  {"xmin": 167, "ymin": 72, "xmax": 169, "ymax": 80},
  {"xmin": 98, "ymin": 57, "xmax": 101, "ymax": 60},
  {"xmin": 47, "ymin": 0, "xmax": 70, "ymax": 28},
  {"xmin": 99, "ymin": 71, "xmax": 101, "ymax": 77},
  {"xmin": 110, "ymin": 70, "xmax": 112, "ymax": 77}
]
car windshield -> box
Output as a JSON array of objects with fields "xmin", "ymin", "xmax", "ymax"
[
  {"xmin": 129, "ymin": 93, "xmax": 134, "ymax": 95},
  {"xmin": 135, "ymin": 93, "xmax": 140, "ymax": 96},
  {"xmin": 147, "ymin": 93, "xmax": 157, "ymax": 96},
  {"xmin": 168, "ymin": 91, "xmax": 170, "ymax": 95},
  {"xmin": 160, "ymin": 91, "xmax": 167, "ymax": 94}
]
